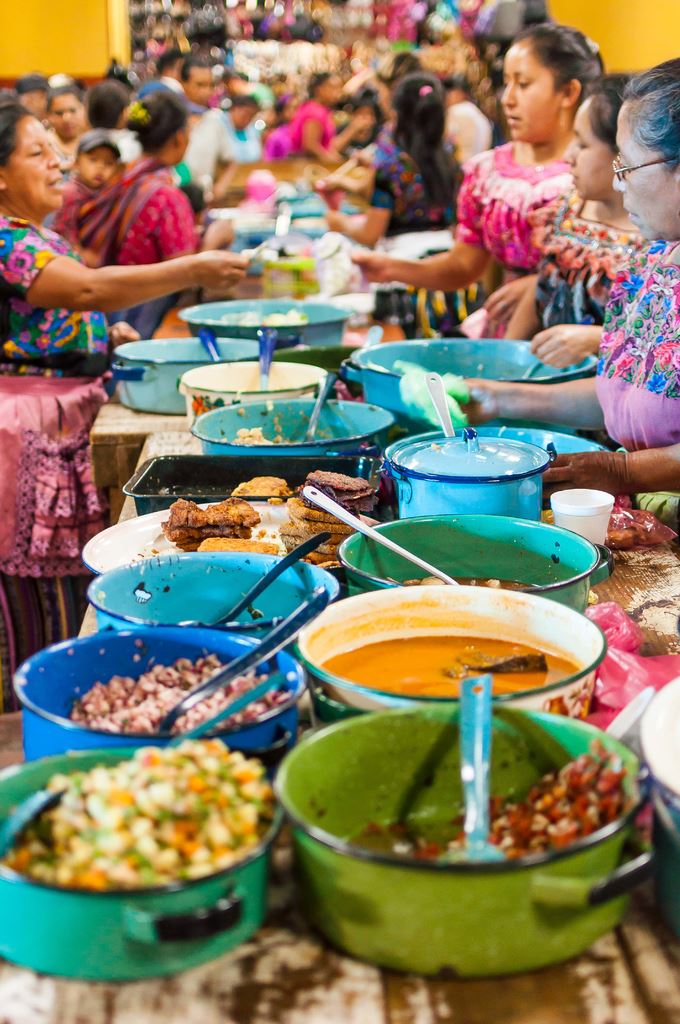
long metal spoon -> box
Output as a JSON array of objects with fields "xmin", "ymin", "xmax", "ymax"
[
  {"xmin": 305, "ymin": 373, "xmax": 336, "ymax": 441},
  {"xmin": 177, "ymin": 531, "xmax": 332, "ymax": 628},
  {"xmin": 159, "ymin": 586, "xmax": 329, "ymax": 734},
  {"xmin": 302, "ymin": 486, "xmax": 459, "ymax": 586},
  {"xmin": 426, "ymin": 372, "xmax": 455, "ymax": 437}
]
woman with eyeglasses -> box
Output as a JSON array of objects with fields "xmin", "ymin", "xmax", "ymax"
[
  {"xmin": 505, "ymin": 75, "xmax": 642, "ymax": 367},
  {"xmin": 467, "ymin": 59, "xmax": 680, "ymax": 521}
]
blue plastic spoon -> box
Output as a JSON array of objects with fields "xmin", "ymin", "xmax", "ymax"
[
  {"xmin": 198, "ymin": 326, "xmax": 221, "ymax": 363},
  {"xmin": 457, "ymin": 674, "xmax": 505, "ymax": 862}
]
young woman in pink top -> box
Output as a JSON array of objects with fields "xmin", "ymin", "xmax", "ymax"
[
  {"xmin": 353, "ymin": 24, "xmax": 603, "ymax": 326},
  {"xmin": 288, "ymin": 73, "xmax": 373, "ymax": 166}
]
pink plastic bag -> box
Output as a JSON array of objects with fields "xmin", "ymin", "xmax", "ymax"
[{"xmin": 585, "ymin": 602, "xmax": 680, "ymax": 727}]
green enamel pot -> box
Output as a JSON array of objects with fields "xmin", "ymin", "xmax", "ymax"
[
  {"xmin": 339, "ymin": 514, "xmax": 612, "ymax": 611},
  {"xmin": 0, "ymin": 748, "xmax": 281, "ymax": 980},
  {"xmin": 276, "ymin": 708, "xmax": 650, "ymax": 977}
]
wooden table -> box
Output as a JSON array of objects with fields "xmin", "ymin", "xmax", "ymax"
[{"xmin": 5, "ymin": 431, "xmax": 680, "ymax": 1023}]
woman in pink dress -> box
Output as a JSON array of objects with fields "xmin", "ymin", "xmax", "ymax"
[
  {"xmin": 467, "ymin": 59, "xmax": 680, "ymax": 525},
  {"xmin": 353, "ymin": 24, "xmax": 603, "ymax": 326},
  {"xmin": 288, "ymin": 73, "xmax": 373, "ymax": 166}
]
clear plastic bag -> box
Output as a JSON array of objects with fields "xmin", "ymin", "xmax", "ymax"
[{"xmin": 606, "ymin": 506, "xmax": 677, "ymax": 550}]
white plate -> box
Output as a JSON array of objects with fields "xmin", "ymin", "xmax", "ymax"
[{"xmin": 82, "ymin": 502, "xmax": 289, "ymax": 575}]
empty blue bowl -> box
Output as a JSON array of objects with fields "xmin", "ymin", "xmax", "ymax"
[
  {"xmin": 87, "ymin": 551, "xmax": 340, "ymax": 635},
  {"xmin": 14, "ymin": 626, "xmax": 305, "ymax": 764},
  {"xmin": 192, "ymin": 398, "xmax": 395, "ymax": 457}
]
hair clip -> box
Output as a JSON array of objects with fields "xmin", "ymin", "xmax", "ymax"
[
  {"xmin": 128, "ymin": 101, "xmax": 151, "ymax": 126},
  {"xmin": 419, "ymin": 85, "xmax": 433, "ymax": 98}
]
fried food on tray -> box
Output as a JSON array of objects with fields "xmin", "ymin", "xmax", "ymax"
[
  {"xmin": 162, "ymin": 498, "xmax": 260, "ymax": 551},
  {"xmin": 231, "ymin": 476, "xmax": 292, "ymax": 498},
  {"xmin": 197, "ymin": 538, "xmax": 280, "ymax": 554},
  {"xmin": 302, "ymin": 470, "xmax": 378, "ymax": 515},
  {"xmin": 286, "ymin": 497, "xmax": 354, "ymax": 534}
]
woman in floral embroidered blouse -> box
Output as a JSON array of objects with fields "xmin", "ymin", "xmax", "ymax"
[
  {"xmin": 322, "ymin": 74, "xmax": 457, "ymax": 247},
  {"xmin": 353, "ymin": 24, "xmax": 602, "ymax": 318},
  {"xmin": 506, "ymin": 75, "xmax": 642, "ymax": 367},
  {"xmin": 0, "ymin": 102, "xmax": 247, "ymax": 708},
  {"xmin": 467, "ymin": 59, "xmax": 680, "ymax": 515}
]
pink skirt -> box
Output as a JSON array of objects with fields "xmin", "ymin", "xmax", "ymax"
[{"xmin": 0, "ymin": 375, "xmax": 109, "ymax": 577}]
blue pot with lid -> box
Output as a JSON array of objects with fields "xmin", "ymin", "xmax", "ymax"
[{"xmin": 384, "ymin": 428, "xmax": 555, "ymax": 521}]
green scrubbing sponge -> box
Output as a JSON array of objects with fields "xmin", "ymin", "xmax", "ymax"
[{"xmin": 394, "ymin": 360, "xmax": 470, "ymax": 429}]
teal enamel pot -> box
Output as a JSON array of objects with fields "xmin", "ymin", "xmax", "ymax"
[
  {"xmin": 276, "ymin": 707, "xmax": 649, "ymax": 977},
  {"xmin": 341, "ymin": 339, "xmax": 597, "ymax": 428},
  {"xmin": 192, "ymin": 398, "xmax": 395, "ymax": 457},
  {"xmin": 179, "ymin": 300, "xmax": 350, "ymax": 347},
  {"xmin": 384, "ymin": 428, "xmax": 554, "ymax": 520},
  {"xmin": 339, "ymin": 514, "xmax": 612, "ymax": 610},
  {"xmin": 111, "ymin": 338, "xmax": 258, "ymax": 414},
  {"xmin": 0, "ymin": 747, "xmax": 281, "ymax": 980}
]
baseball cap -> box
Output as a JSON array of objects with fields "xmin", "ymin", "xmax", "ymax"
[
  {"xmin": 77, "ymin": 129, "xmax": 121, "ymax": 158},
  {"xmin": 16, "ymin": 73, "xmax": 49, "ymax": 95}
]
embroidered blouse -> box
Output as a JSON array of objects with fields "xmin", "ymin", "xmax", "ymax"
[
  {"xmin": 596, "ymin": 240, "xmax": 680, "ymax": 451},
  {"xmin": 531, "ymin": 192, "xmax": 642, "ymax": 328},
  {"xmin": 0, "ymin": 215, "xmax": 107, "ymax": 369},
  {"xmin": 455, "ymin": 143, "xmax": 572, "ymax": 273}
]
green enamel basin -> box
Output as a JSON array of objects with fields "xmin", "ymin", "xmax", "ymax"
[{"xmin": 276, "ymin": 707, "xmax": 647, "ymax": 977}]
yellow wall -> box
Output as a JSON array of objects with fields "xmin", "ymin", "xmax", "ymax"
[
  {"xmin": 551, "ymin": 0, "xmax": 680, "ymax": 71},
  {"xmin": 0, "ymin": 0, "xmax": 130, "ymax": 80}
]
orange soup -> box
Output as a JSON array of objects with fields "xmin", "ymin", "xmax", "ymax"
[{"xmin": 322, "ymin": 637, "xmax": 579, "ymax": 697}]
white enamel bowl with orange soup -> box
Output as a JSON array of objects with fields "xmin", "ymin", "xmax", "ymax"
[{"xmin": 295, "ymin": 587, "xmax": 606, "ymax": 718}]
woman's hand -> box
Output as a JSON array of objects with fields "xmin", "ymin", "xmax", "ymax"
[
  {"xmin": 109, "ymin": 322, "xmax": 141, "ymax": 347},
  {"xmin": 351, "ymin": 250, "xmax": 394, "ymax": 283},
  {"xmin": 191, "ymin": 252, "xmax": 248, "ymax": 291},
  {"xmin": 463, "ymin": 379, "xmax": 505, "ymax": 423},
  {"xmin": 543, "ymin": 451, "xmax": 629, "ymax": 497},
  {"xmin": 531, "ymin": 325, "xmax": 602, "ymax": 368},
  {"xmin": 201, "ymin": 218, "xmax": 236, "ymax": 252},
  {"xmin": 484, "ymin": 277, "xmax": 535, "ymax": 330}
]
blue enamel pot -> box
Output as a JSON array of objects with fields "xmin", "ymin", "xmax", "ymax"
[
  {"xmin": 180, "ymin": 300, "xmax": 350, "ymax": 348},
  {"xmin": 111, "ymin": 338, "xmax": 258, "ymax": 414},
  {"xmin": 192, "ymin": 398, "xmax": 395, "ymax": 457},
  {"xmin": 87, "ymin": 551, "xmax": 340, "ymax": 636},
  {"xmin": 384, "ymin": 428, "xmax": 554, "ymax": 521},
  {"xmin": 14, "ymin": 627, "xmax": 305, "ymax": 768}
]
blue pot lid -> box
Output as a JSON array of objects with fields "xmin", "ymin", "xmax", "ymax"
[{"xmin": 390, "ymin": 428, "xmax": 551, "ymax": 483}]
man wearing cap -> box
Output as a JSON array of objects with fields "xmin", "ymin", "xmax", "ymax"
[
  {"xmin": 14, "ymin": 73, "xmax": 49, "ymax": 119},
  {"xmin": 51, "ymin": 130, "xmax": 121, "ymax": 253}
]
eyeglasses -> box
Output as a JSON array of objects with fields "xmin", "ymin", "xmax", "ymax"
[{"xmin": 612, "ymin": 153, "xmax": 675, "ymax": 182}]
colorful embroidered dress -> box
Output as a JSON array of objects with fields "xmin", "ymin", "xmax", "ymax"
[
  {"xmin": 597, "ymin": 241, "xmax": 680, "ymax": 452},
  {"xmin": 370, "ymin": 131, "xmax": 456, "ymax": 236},
  {"xmin": 456, "ymin": 143, "xmax": 572, "ymax": 272},
  {"xmin": 0, "ymin": 215, "xmax": 109, "ymax": 708},
  {"xmin": 0, "ymin": 216, "xmax": 107, "ymax": 368},
  {"xmin": 531, "ymin": 192, "xmax": 642, "ymax": 328}
]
